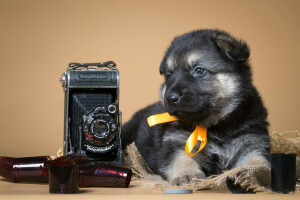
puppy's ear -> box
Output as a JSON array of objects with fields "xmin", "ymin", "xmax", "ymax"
[{"xmin": 213, "ymin": 33, "xmax": 250, "ymax": 62}]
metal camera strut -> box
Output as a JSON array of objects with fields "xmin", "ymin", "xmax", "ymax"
[{"xmin": 68, "ymin": 61, "xmax": 117, "ymax": 70}]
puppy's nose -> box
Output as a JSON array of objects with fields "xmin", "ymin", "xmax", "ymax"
[{"xmin": 166, "ymin": 93, "xmax": 181, "ymax": 104}]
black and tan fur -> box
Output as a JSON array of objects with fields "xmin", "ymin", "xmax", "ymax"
[{"xmin": 122, "ymin": 29, "xmax": 270, "ymax": 185}]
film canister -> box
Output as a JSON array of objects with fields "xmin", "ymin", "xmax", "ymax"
[
  {"xmin": 49, "ymin": 164, "xmax": 80, "ymax": 194},
  {"xmin": 271, "ymin": 153, "xmax": 296, "ymax": 193}
]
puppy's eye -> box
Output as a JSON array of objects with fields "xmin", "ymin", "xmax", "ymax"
[{"xmin": 195, "ymin": 67, "xmax": 205, "ymax": 75}]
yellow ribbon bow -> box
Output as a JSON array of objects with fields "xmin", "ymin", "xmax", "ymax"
[{"xmin": 147, "ymin": 112, "xmax": 207, "ymax": 157}]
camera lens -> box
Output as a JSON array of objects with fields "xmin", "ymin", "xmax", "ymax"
[
  {"xmin": 82, "ymin": 108, "xmax": 117, "ymax": 149},
  {"xmin": 92, "ymin": 120, "xmax": 109, "ymax": 139}
]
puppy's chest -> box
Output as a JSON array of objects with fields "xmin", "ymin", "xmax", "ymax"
[
  {"xmin": 161, "ymin": 123, "xmax": 228, "ymax": 149},
  {"xmin": 161, "ymin": 123, "xmax": 195, "ymax": 144},
  {"xmin": 161, "ymin": 126, "xmax": 236, "ymax": 170},
  {"xmin": 202, "ymin": 133, "xmax": 242, "ymax": 172}
]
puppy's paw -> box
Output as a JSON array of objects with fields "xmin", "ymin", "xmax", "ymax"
[
  {"xmin": 162, "ymin": 150, "xmax": 206, "ymax": 185},
  {"xmin": 171, "ymin": 171, "xmax": 206, "ymax": 186}
]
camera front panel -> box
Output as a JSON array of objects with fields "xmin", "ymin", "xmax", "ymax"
[{"xmin": 62, "ymin": 66, "xmax": 122, "ymax": 163}]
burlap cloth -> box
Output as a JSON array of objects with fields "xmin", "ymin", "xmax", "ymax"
[{"xmin": 125, "ymin": 130, "xmax": 300, "ymax": 192}]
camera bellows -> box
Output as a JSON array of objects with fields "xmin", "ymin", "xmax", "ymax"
[{"xmin": 70, "ymin": 91, "xmax": 114, "ymax": 148}]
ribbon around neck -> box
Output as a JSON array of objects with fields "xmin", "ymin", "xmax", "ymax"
[{"xmin": 147, "ymin": 112, "xmax": 207, "ymax": 157}]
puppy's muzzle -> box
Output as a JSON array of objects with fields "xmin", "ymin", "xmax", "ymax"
[{"xmin": 166, "ymin": 92, "xmax": 182, "ymax": 105}]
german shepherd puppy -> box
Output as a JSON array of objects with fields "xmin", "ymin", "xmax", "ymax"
[{"xmin": 122, "ymin": 29, "xmax": 270, "ymax": 185}]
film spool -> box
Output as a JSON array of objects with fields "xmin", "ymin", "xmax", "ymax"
[{"xmin": 49, "ymin": 164, "xmax": 79, "ymax": 194}]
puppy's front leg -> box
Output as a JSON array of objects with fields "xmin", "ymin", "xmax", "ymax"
[
  {"xmin": 234, "ymin": 151, "xmax": 270, "ymax": 168},
  {"xmin": 161, "ymin": 150, "xmax": 206, "ymax": 185}
]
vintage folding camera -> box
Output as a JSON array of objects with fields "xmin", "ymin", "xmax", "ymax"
[{"xmin": 59, "ymin": 61, "xmax": 123, "ymax": 164}]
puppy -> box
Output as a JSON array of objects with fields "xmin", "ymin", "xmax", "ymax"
[{"xmin": 122, "ymin": 29, "xmax": 270, "ymax": 185}]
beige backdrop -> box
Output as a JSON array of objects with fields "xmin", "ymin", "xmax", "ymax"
[{"xmin": 0, "ymin": 0, "xmax": 299, "ymax": 157}]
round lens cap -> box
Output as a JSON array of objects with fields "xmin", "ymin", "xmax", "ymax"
[{"xmin": 164, "ymin": 189, "xmax": 193, "ymax": 194}]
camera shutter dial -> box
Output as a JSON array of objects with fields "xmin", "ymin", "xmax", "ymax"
[
  {"xmin": 108, "ymin": 105, "xmax": 117, "ymax": 114},
  {"xmin": 82, "ymin": 108, "xmax": 117, "ymax": 148},
  {"xmin": 59, "ymin": 72, "xmax": 66, "ymax": 90}
]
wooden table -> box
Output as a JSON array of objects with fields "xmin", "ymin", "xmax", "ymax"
[{"xmin": 0, "ymin": 178, "xmax": 299, "ymax": 200}]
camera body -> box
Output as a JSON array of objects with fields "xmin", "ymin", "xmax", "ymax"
[{"xmin": 60, "ymin": 61, "xmax": 123, "ymax": 164}]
